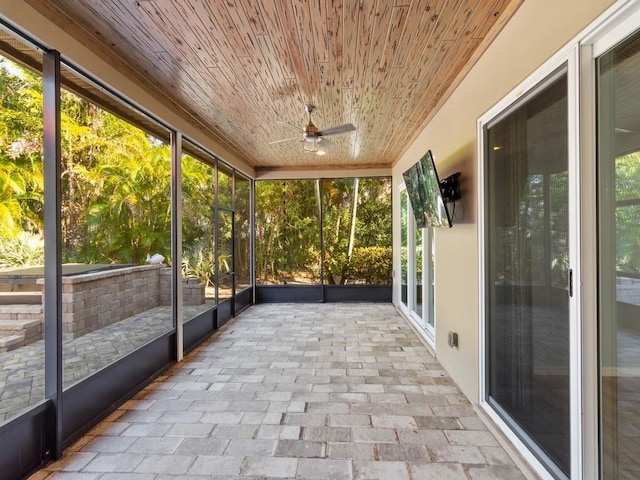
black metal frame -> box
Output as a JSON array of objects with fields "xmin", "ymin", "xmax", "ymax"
[
  {"xmin": 0, "ymin": 20, "xmax": 395, "ymax": 480},
  {"xmin": 62, "ymin": 332, "xmax": 175, "ymax": 446},
  {"xmin": 184, "ymin": 307, "xmax": 217, "ymax": 353},
  {"xmin": 217, "ymin": 298, "xmax": 234, "ymax": 327},
  {"xmin": 255, "ymin": 285, "xmax": 323, "ymax": 303},
  {"xmin": 0, "ymin": 401, "xmax": 50, "ymax": 479},
  {"xmin": 171, "ymin": 131, "xmax": 183, "ymax": 360},
  {"xmin": 323, "ymin": 285, "xmax": 392, "ymax": 302},
  {"xmin": 43, "ymin": 49, "xmax": 63, "ymax": 460},
  {"xmin": 255, "ymin": 285, "xmax": 392, "ymax": 303},
  {"xmin": 235, "ymin": 287, "xmax": 253, "ymax": 313},
  {"xmin": 0, "ymin": 32, "xmax": 257, "ymax": 479}
]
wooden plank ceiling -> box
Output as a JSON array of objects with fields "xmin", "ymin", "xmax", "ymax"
[{"xmin": 24, "ymin": 0, "xmax": 521, "ymax": 172}]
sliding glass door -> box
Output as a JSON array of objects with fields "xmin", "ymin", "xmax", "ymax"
[
  {"xmin": 399, "ymin": 186, "xmax": 435, "ymax": 343},
  {"xmin": 484, "ymin": 67, "xmax": 571, "ymax": 478},
  {"xmin": 597, "ymin": 28, "xmax": 640, "ymax": 480}
]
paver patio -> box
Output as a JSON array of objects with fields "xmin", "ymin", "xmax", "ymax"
[{"xmin": 28, "ymin": 303, "xmax": 531, "ymax": 479}]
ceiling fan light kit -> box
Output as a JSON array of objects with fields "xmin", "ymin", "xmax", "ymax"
[{"xmin": 270, "ymin": 104, "xmax": 356, "ymax": 155}]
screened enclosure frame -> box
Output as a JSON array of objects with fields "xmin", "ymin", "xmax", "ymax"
[
  {"xmin": 0, "ymin": 19, "xmax": 255, "ymax": 479},
  {"xmin": 253, "ymin": 177, "xmax": 393, "ymax": 304}
]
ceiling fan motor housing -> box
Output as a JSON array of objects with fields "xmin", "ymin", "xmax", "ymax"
[
  {"xmin": 304, "ymin": 122, "xmax": 318, "ymax": 140},
  {"xmin": 304, "ymin": 104, "xmax": 318, "ymax": 141}
]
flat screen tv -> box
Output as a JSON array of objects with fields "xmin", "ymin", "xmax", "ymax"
[{"xmin": 402, "ymin": 150, "xmax": 452, "ymax": 228}]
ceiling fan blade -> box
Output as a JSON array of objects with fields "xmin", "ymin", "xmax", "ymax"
[
  {"xmin": 269, "ymin": 136, "xmax": 300, "ymax": 145},
  {"xmin": 276, "ymin": 120, "xmax": 304, "ymax": 132},
  {"xmin": 316, "ymin": 137, "xmax": 335, "ymax": 149},
  {"xmin": 317, "ymin": 123, "xmax": 356, "ymax": 137}
]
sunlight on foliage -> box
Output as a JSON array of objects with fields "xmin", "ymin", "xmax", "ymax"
[{"xmin": 0, "ymin": 232, "xmax": 44, "ymax": 268}]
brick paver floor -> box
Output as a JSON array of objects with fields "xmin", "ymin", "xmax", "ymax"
[
  {"xmin": 0, "ymin": 304, "xmax": 212, "ymax": 422},
  {"xmin": 29, "ymin": 303, "xmax": 529, "ymax": 479}
]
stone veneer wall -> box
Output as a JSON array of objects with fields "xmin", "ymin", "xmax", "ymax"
[
  {"xmin": 618, "ymin": 276, "xmax": 640, "ymax": 306},
  {"xmin": 159, "ymin": 268, "xmax": 206, "ymax": 306},
  {"xmin": 40, "ymin": 264, "xmax": 164, "ymax": 339},
  {"xmin": 31, "ymin": 264, "xmax": 205, "ymax": 340}
]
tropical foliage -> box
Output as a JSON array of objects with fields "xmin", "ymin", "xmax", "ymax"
[
  {"xmin": 0, "ymin": 59, "xmax": 44, "ymax": 240},
  {"xmin": 59, "ymin": 96, "xmax": 173, "ymax": 264},
  {"xmin": 323, "ymin": 178, "xmax": 392, "ymax": 285},
  {"xmin": 180, "ymin": 154, "xmax": 215, "ymax": 286},
  {"xmin": 0, "ymin": 232, "xmax": 44, "ymax": 268},
  {"xmin": 255, "ymin": 177, "xmax": 392, "ymax": 285},
  {"xmin": 255, "ymin": 179, "xmax": 320, "ymax": 283},
  {"xmin": 616, "ymin": 152, "xmax": 640, "ymax": 275},
  {"xmin": 0, "ymin": 57, "xmax": 185, "ymax": 268}
]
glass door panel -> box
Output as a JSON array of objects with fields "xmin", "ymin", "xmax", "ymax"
[
  {"xmin": 217, "ymin": 209, "xmax": 233, "ymax": 302},
  {"xmin": 400, "ymin": 186, "xmax": 434, "ymax": 340},
  {"xmin": 426, "ymin": 229, "xmax": 435, "ymax": 331},
  {"xmin": 412, "ymin": 227, "xmax": 423, "ymax": 324},
  {"xmin": 0, "ymin": 46, "xmax": 45, "ymax": 424},
  {"xmin": 234, "ymin": 175, "xmax": 251, "ymax": 292},
  {"xmin": 181, "ymin": 149, "xmax": 216, "ymax": 320},
  {"xmin": 401, "ymin": 190, "xmax": 408, "ymax": 306},
  {"xmin": 597, "ymin": 29, "xmax": 640, "ymax": 480},
  {"xmin": 485, "ymin": 69, "xmax": 570, "ymax": 477}
]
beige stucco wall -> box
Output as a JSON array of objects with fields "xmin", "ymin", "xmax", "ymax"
[
  {"xmin": 392, "ymin": 0, "xmax": 616, "ymax": 402},
  {"xmin": 0, "ymin": 0, "xmax": 254, "ymax": 178}
]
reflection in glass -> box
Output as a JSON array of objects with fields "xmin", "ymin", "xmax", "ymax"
[
  {"xmin": 598, "ymin": 29, "xmax": 640, "ymax": 480},
  {"xmin": 255, "ymin": 180, "xmax": 321, "ymax": 284},
  {"xmin": 412, "ymin": 225, "xmax": 423, "ymax": 319},
  {"xmin": 401, "ymin": 190, "xmax": 408, "ymax": 305},
  {"xmin": 0, "ymin": 49, "xmax": 44, "ymax": 424},
  {"xmin": 181, "ymin": 149, "xmax": 215, "ymax": 321},
  {"xmin": 402, "ymin": 150, "xmax": 451, "ymax": 228},
  {"xmin": 426, "ymin": 230, "xmax": 435, "ymax": 329},
  {"xmin": 322, "ymin": 178, "xmax": 392, "ymax": 285},
  {"xmin": 60, "ymin": 65, "xmax": 172, "ymax": 387},
  {"xmin": 486, "ymin": 70, "xmax": 570, "ymax": 476}
]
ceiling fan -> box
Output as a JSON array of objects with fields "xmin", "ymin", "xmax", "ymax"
[{"xmin": 269, "ymin": 104, "xmax": 356, "ymax": 155}]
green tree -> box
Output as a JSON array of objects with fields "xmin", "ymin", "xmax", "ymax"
[
  {"xmin": 616, "ymin": 151, "xmax": 640, "ymax": 274},
  {"xmin": 256, "ymin": 177, "xmax": 391, "ymax": 285},
  {"xmin": 0, "ymin": 59, "xmax": 44, "ymax": 238},
  {"xmin": 255, "ymin": 180, "xmax": 320, "ymax": 283},
  {"xmin": 323, "ymin": 178, "xmax": 392, "ymax": 285},
  {"xmin": 59, "ymin": 88, "xmax": 172, "ymax": 264}
]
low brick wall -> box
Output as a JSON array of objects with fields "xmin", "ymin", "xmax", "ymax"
[
  {"xmin": 0, "ymin": 304, "xmax": 43, "ymax": 351},
  {"xmin": 159, "ymin": 268, "xmax": 206, "ymax": 306},
  {"xmin": 11, "ymin": 264, "xmax": 206, "ymax": 341},
  {"xmin": 39, "ymin": 264, "xmax": 164, "ymax": 339},
  {"xmin": 618, "ymin": 276, "xmax": 640, "ymax": 306},
  {"xmin": 33, "ymin": 265, "xmax": 203, "ymax": 339}
]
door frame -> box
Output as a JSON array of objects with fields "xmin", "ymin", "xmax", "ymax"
[
  {"xmin": 477, "ymin": 1, "xmax": 640, "ymax": 478},
  {"xmin": 398, "ymin": 183, "xmax": 436, "ymax": 347},
  {"xmin": 477, "ymin": 45, "xmax": 582, "ymax": 480}
]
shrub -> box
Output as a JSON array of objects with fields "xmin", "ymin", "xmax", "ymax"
[
  {"xmin": 323, "ymin": 246, "xmax": 392, "ymax": 285},
  {"xmin": 347, "ymin": 246, "xmax": 392, "ymax": 285},
  {"xmin": 182, "ymin": 238, "xmax": 215, "ymax": 287},
  {"xmin": 0, "ymin": 232, "xmax": 44, "ymax": 268}
]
